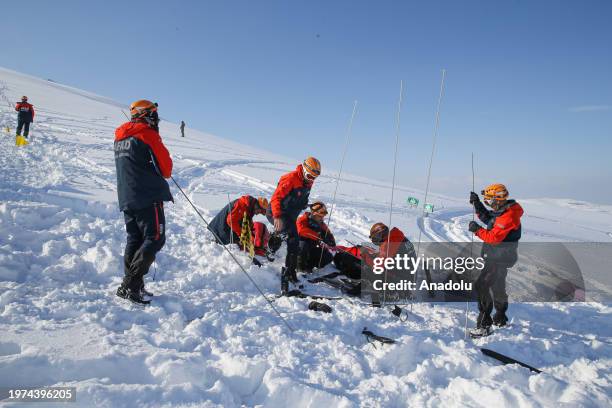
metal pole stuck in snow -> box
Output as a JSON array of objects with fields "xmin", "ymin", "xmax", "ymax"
[
  {"xmin": 317, "ymin": 100, "xmax": 358, "ymax": 268},
  {"xmin": 383, "ymin": 80, "xmax": 405, "ymax": 306},
  {"xmin": 465, "ymin": 152, "xmax": 476, "ymax": 339},
  {"xmin": 228, "ymin": 193, "xmax": 233, "ymax": 247}
]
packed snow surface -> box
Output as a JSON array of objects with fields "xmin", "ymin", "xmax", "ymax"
[{"xmin": 0, "ymin": 67, "xmax": 611, "ymax": 407}]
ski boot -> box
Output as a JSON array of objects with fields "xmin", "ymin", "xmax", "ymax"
[
  {"xmin": 141, "ymin": 285, "xmax": 154, "ymax": 297},
  {"xmin": 117, "ymin": 286, "xmax": 151, "ymax": 305},
  {"xmin": 492, "ymin": 312, "xmax": 508, "ymax": 327},
  {"xmin": 469, "ymin": 326, "xmax": 491, "ymax": 339}
]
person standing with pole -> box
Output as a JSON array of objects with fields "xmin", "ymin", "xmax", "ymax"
[
  {"xmin": 114, "ymin": 99, "xmax": 173, "ymax": 305},
  {"xmin": 468, "ymin": 183, "xmax": 523, "ymax": 337}
]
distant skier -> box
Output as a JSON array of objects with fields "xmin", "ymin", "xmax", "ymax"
[
  {"xmin": 296, "ymin": 201, "xmax": 336, "ymax": 272},
  {"xmin": 468, "ymin": 183, "xmax": 524, "ymax": 337},
  {"xmin": 180, "ymin": 120, "xmax": 185, "ymax": 137},
  {"xmin": 267, "ymin": 157, "xmax": 321, "ymax": 294},
  {"xmin": 207, "ymin": 195, "xmax": 269, "ymax": 246},
  {"xmin": 114, "ymin": 99, "xmax": 173, "ymax": 305},
  {"xmin": 15, "ymin": 95, "xmax": 34, "ymax": 144}
]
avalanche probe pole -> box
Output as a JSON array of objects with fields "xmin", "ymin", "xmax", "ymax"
[
  {"xmin": 170, "ymin": 176, "xmax": 295, "ymax": 333},
  {"xmin": 383, "ymin": 80, "xmax": 404, "ymax": 307},
  {"xmin": 414, "ymin": 69, "xmax": 446, "ymax": 310},
  {"xmin": 465, "ymin": 152, "xmax": 475, "ymax": 339},
  {"xmin": 317, "ymin": 100, "xmax": 358, "ymax": 268}
]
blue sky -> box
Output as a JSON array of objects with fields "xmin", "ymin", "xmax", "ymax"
[{"xmin": 2, "ymin": 1, "xmax": 611, "ymax": 203}]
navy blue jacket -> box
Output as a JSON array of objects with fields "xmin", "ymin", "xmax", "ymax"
[{"xmin": 114, "ymin": 121, "xmax": 173, "ymax": 211}]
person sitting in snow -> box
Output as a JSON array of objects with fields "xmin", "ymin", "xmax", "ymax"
[
  {"xmin": 15, "ymin": 95, "xmax": 34, "ymax": 142},
  {"xmin": 468, "ymin": 183, "xmax": 523, "ymax": 337},
  {"xmin": 114, "ymin": 99, "xmax": 173, "ymax": 305},
  {"xmin": 296, "ymin": 201, "xmax": 336, "ymax": 273}
]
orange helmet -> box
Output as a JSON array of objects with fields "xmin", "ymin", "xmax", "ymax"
[
  {"xmin": 256, "ymin": 197, "xmax": 269, "ymax": 211},
  {"xmin": 302, "ymin": 157, "xmax": 321, "ymax": 180},
  {"xmin": 369, "ymin": 222, "xmax": 389, "ymax": 244},
  {"xmin": 309, "ymin": 201, "xmax": 328, "ymax": 216},
  {"xmin": 130, "ymin": 99, "xmax": 157, "ymax": 119},
  {"xmin": 482, "ymin": 183, "xmax": 509, "ymax": 203}
]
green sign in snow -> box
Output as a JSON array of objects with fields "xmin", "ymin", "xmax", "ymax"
[
  {"xmin": 407, "ymin": 197, "xmax": 419, "ymax": 207},
  {"xmin": 424, "ymin": 203, "xmax": 435, "ymax": 213}
]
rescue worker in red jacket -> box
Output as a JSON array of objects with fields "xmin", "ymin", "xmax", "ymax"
[
  {"xmin": 468, "ymin": 183, "xmax": 524, "ymax": 336},
  {"xmin": 15, "ymin": 95, "xmax": 35, "ymax": 139},
  {"xmin": 114, "ymin": 100, "xmax": 173, "ymax": 305},
  {"xmin": 267, "ymin": 157, "xmax": 321, "ymax": 294},
  {"xmin": 207, "ymin": 195, "xmax": 268, "ymax": 245},
  {"xmin": 296, "ymin": 201, "xmax": 336, "ymax": 272},
  {"xmin": 363, "ymin": 223, "xmax": 416, "ymax": 267}
]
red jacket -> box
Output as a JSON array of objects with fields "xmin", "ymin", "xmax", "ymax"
[
  {"xmin": 15, "ymin": 102, "xmax": 35, "ymax": 122},
  {"xmin": 296, "ymin": 212, "xmax": 332, "ymax": 242},
  {"xmin": 226, "ymin": 195, "xmax": 258, "ymax": 237},
  {"xmin": 271, "ymin": 165, "xmax": 312, "ymax": 218},
  {"xmin": 476, "ymin": 202, "xmax": 524, "ymax": 244}
]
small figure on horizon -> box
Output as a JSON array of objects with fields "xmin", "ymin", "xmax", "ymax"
[{"xmin": 180, "ymin": 120, "xmax": 185, "ymax": 137}]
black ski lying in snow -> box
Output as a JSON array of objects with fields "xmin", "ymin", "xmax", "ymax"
[
  {"xmin": 276, "ymin": 289, "xmax": 342, "ymax": 301},
  {"xmin": 481, "ymin": 348, "xmax": 542, "ymax": 373}
]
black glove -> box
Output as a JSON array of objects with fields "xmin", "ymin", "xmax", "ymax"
[
  {"xmin": 468, "ymin": 221, "xmax": 481, "ymax": 233},
  {"xmin": 469, "ymin": 191, "xmax": 480, "ymax": 205}
]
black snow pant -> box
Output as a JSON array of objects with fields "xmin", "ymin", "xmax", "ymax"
[
  {"xmin": 333, "ymin": 251, "xmax": 361, "ymax": 279},
  {"xmin": 122, "ymin": 203, "xmax": 166, "ymax": 292},
  {"xmin": 266, "ymin": 212, "xmax": 299, "ymax": 272},
  {"xmin": 297, "ymin": 239, "xmax": 333, "ymax": 271},
  {"xmin": 475, "ymin": 262, "xmax": 509, "ymax": 328},
  {"xmin": 17, "ymin": 119, "xmax": 31, "ymax": 137}
]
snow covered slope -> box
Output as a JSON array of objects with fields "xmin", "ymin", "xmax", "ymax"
[{"xmin": 0, "ymin": 67, "xmax": 610, "ymax": 407}]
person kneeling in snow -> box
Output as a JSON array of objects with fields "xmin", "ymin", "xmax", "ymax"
[
  {"xmin": 208, "ymin": 195, "xmax": 268, "ymax": 246},
  {"xmin": 468, "ymin": 183, "xmax": 523, "ymax": 337},
  {"xmin": 114, "ymin": 100, "xmax": 173, "ymax": 305},
  {"xmin": 296, "ymin": 201, "xmax": 336, "ymax": 273}
]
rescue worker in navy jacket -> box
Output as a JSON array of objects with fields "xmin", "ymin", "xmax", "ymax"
[
  {"xmin": 114, "ymin": 99, "xmax": 173, "ymax": 304},
  {"xmin": 15, "ymin": 95, "xmax": 35, "ymax": 139},
  {"xmin": 468, "ymin": 183, "xmax": 524, "ymax": 337}
]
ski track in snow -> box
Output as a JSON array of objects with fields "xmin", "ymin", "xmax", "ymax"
[{"xmin": 0, "ymin": 68, "xmax": 611, "ymax": 407}]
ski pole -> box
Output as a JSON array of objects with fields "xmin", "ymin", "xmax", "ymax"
[
  {"xmin": 317, "ymin": 100, "xmax": 358, "ymax": 268},
  {"xmin": 170, "ymin": 176, "xmax": 296, "ymax": 333}
]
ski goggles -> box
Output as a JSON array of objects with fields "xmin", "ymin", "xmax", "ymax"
[{"xmin": 303, "ymin": 168, "xmax": 318, "ymax": 181}]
